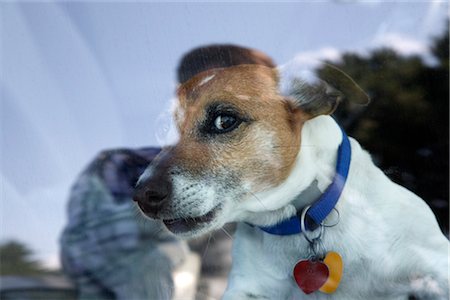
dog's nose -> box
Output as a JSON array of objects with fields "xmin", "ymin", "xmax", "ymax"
[{"xmin": 133, "ymin": 177, "xmax": 171, "ymax": 219}]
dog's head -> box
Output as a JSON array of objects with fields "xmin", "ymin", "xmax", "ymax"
[{"xmin": 133, "ymin": 45, "xmax": 368, "ymax": 238}]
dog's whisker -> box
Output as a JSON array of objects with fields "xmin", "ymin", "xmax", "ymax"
[
  {"xmin": 202, "ymin": 233, "xmax": 213, "ymax": 259},
  {"xmin": 221, "ymin": 227, "xmax": 234, "ymax": 240},
  {"xmin": 246, "ymin": 188, "xmax": 268, "ymax": 211}
]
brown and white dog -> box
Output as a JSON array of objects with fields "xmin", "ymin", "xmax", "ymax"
[{"xmin": 134, "ymin": 45, "xmax": 449, "ymax": 299}]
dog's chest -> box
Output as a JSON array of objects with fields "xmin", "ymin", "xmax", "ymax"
[
  {"xmin": 232, "ymin": 223, "xmax": 382, "ymax": 299},
  {"xmin": 235, "ymin": 224, "xmax": 315, "ymax": 279}
]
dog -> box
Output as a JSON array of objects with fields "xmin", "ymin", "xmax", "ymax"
[{"xmin": 134, "ymin": 45, "xmax": 449, "ymax": 299}]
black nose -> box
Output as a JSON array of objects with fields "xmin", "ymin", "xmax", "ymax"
[{"xmin": 133, "ymin": 176, "xmax": 171, "ymax": 219}]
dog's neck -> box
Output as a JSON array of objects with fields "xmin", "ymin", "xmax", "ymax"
[{"xmin": 236, "ymin": 115, "xmax": 343, "ymax": 227}]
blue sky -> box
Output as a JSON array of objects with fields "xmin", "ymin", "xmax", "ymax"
[{"xmin": 1, "ymin": 1, "xmax": 448, "ymax": 268}]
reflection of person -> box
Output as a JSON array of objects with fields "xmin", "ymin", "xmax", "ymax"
[
  {"xmin": 60, "ymin": 148, "xmax": 184, "ymax": 299},
  {"xmin": 59, "ymin": 44, "xmax": 275, "ymax": 300}
]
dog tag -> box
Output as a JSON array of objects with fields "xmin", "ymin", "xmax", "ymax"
[
  {"xmin": 319, "ymin": 251, "xmax": 343, "ymax": 293},
  {"xmin": 293, "ymin": 259, "xmax": 329, "ymax": 294}
]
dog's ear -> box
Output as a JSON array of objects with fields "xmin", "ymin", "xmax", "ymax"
[
  {"xmin": 177, "ymin": 44, "xmax": 276, "ymax": 84},
  {"xmin": 280, "ymin": 62, "xmax": 370, "ymax": 118}
]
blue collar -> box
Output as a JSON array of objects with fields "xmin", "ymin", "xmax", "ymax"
[{"xmin": 256, "ymin": 128, "xmax": 351, "ymax": 236}]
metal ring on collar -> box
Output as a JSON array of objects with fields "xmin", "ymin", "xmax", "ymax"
[
  {"xmin": 322, "ymin": 207, "xmax": 340, "ymax": 228},
  {"xmin": 300, "ymin": 205, "xmax": 324, "ymax": 243}
]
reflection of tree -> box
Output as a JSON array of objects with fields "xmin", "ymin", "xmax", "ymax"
[
  {"xmin": 0, "ymin": 240, "xmax": 49, "ymax": 276},
  {"xmin": 323, "ymin": 26, "xmax": 449, "ymax": 232}
]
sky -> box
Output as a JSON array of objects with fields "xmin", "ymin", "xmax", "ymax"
[{"xmin": 1, "ymin": 1, "xmax": 448, "ymax": 268}]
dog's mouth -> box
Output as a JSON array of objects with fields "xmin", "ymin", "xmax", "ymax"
[{"xmin": 162, "ymin": 204, "xmax": 221, "ymax": 234}]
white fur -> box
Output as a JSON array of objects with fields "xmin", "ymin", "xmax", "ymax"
[
  {"xmin": 236, "ymin": 94, "xmax": 251, "ymax": 100},
  {"xmin": 222, "ymin": 116, "xmax": 449, "ymax": 299},
  {"xmin": 239, "ymin": 117, "xmax": 339, "ymax": 214},
  {"xmin": 170, "ymin": 174, "xmax": 217, "ymax": 218},
  {"xmin": 198, "ymin": 74, "xmax": 215, "ymax": 87}
]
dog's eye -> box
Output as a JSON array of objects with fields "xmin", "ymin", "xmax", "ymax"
[{"xmin": 211, "ymin": 114, "xmax": 240, "ymax": 133}]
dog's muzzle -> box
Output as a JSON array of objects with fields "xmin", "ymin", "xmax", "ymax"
[{"xmin": 133, "ymin": 170, "xmax": 172, "ymax": 219}]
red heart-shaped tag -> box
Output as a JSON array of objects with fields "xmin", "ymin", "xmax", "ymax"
[{"xmin": 293, "ymin": 260, "xmax": 329, "ymax": 294}]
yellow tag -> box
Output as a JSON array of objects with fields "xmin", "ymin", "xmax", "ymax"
[{"xmin": 319, "ymin": 251, "xmax": 343, "ymax": 293}]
